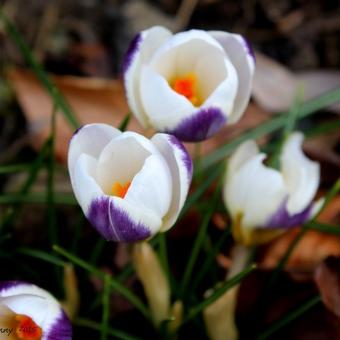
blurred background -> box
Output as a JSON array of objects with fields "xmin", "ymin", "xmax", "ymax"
[{"xmin": 0, "ymin": 1, "xmax": 340, "ymax": 339}]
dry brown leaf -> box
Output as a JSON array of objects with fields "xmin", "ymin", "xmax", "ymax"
[
  {"xmin": 7, "ymin": 68, "xmax": 141, "ymax": 163},
  {"xmin": 315, "ymin": 256, "xmax": 340, "ymax": 319},
  {"xmin": 8, "ymin": 68, "xmax": 272, "ymax": 164},
  {"xmin": 253, "ymin": 52, "xmax": 340, "ymax": 113},
  {"xmin": 259, "ymin": 195, "xmax": 340, "ymax": 272}
]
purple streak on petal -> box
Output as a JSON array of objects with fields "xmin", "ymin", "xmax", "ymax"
[
  {"xmin": 242, "ymin": 37, "xmax": 256, "ymax": 63},
  {"xmin": 166, "ymin": 107, "xmax": 226, "ymax": 142},
  {"xmin": 266, "ymin": 201, "xmax": 313, "ymax": 229},
  {"xmin": 88, "ymin": 196, "xmax": 151, "ymax": 242},
  {"xmin": 46, "ymin": 310, "xmax": 72, "ymax": 340},
  {"xmin": 0, "ymin": 281, "xmax": 24, "ymax": 294},
  {"xmin": 122, "ymin": 33, "xmax": 142, "ymax": 74},
  {"xmin": 168, "ymin": 135, "xmax": 193, "ymax": 181}
]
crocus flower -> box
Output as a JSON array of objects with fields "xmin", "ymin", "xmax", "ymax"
[
  {"xmin": 0, "ymin": 281, "xmax": 72, "ymax": 340},
  {"xmin": 223, "ymin": 132, "xmax": 321, "ymax": 245},
  {"xmin": 123, "ymin": 26, "xmax": 255, "ymax": 142},
  {"xmin": 68, "ymin": 123, "xmax": 192, "ymax": 242}
]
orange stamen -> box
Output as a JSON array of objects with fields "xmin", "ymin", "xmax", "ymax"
[
  {"xmin": 15, "ymin": 314, "xmax": 42, "ymax": 340},
  {"xmin": 172, "ymin": 74, "xmax": 200, "ymax": 105},
  {"xmin": 112, "ymin": 181, "xmax": 131, "ymax": 198}
]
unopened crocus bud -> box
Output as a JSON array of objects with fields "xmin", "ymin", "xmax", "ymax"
[{"xmin": 132, "ymin": 242, "xmax": 170, "ymax": 326}]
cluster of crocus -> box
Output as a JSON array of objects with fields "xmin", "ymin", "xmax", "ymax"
[
  {"xmin": 0, "ymin": 281, "xmax": 72, "ymax": 340},
  {"xmin": 123, "ymin": 26, "xmax": 255, "ymax": 141},
  {"xmin": 223, "ymin": 132, "xmax": 321, "ymax": 246}
]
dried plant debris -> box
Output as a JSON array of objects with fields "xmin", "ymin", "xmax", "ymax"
[{"xmin": 315, "ymin": 256, "xmax": 340, "ymax": 319}]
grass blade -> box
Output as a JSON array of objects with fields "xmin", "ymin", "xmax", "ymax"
[
  {"xmin": 0, "ymin": 7, "xmax": 80, "ymax": 129},
  {"xmin": 185, "ymin": 264, "xmax": 256, "ymax": 322},
  {"xmin": 74, "ymin": 317, "xmax": 140, "ymax": 340},
  {"xmin": 53, "ymin": 245, "xmax": 151, "ymax": 320},
  {"xmin": 257, "ymin": 295, "xmax": 321, "ymax": 339}
]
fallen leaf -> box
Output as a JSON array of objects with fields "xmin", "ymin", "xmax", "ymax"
[
  {"xmin": 8, "ymin": 68, "xmax": 272, "ymax": 163},
  {"xmin": 7, "ymin": 68, "xmax": 141, "ymax": 163},
  {"xmin": 258, "ymin": 195, "xmax": 340, "ymax": 273},
  {"xmin": 253, "ymin": 52, "xmax": 340, "ymax": 113},
  {"xmin": 315, "ymin": 256, "xmax": 340, "ymax": 319}
]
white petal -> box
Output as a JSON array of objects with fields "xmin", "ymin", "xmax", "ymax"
[
  {"xmin": 0, "ymin": 283, "xmax": 63, "ymax": 336},
  {"xmin": 150, "ymin": 30, "xmax": 224, "ymax": 78},
  {"xmin": 124, "ymin": 26, "xmax": 172, "ymax": 127},
  {"xmin": 209, "ymin": 31, "xmax": 255, "ymax": 123},
  {"xmin": 202, "ymin": 57, "xmax": 238, "ymax": 117},
  {"xmin": 140, "ymin": 65, "xmax": 194, "ymax": 130},
  {"xmin": 227, "ymin": 140, "xmax": 259, "ymax": 176},
  {"xmin": 73, "ymin": 153, "xmax": 103, "ymax": 214},
  {"xmin": 125, "ymin": 154, "xmax": 172, "ymax": 219},
  {"xmin": 151, "ymin": 134, "xmax": 192, "ymax": 231},
  {"xmin": 68, "ymin": 123, "xmax": 121, "ymax": 186},
  {"xmin": 96, "ymin": 135, "xmax": 152, "ymax": 194},
  {"xmin": 281, "ymin": 132, "xmax": 320, "ymax": 214},
  {"xmin": 1, "ymin": 295, "xmax": 47, "ymax": 326},
  {"xmin": 224, "ymin": 154, "xmax": 287, "ymax": 228}
]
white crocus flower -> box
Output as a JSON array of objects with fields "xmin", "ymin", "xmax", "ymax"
[
  {"xmin": 223, "ymin": 132, "xmax": 321, "ymax": 245},
  {"xmin": 123, "ymin": 26, "xmax": 255, "ymax": 142},
  {"xmin": 68, "ymin": 124, "xmax": 192, "ymax": 242},
  {"xmin": 0, "ymin": 281, "xmax": 72, "ymax": 340}
]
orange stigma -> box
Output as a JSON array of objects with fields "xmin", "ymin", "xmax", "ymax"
[
  {"xmin": 172, "ymin": 74, "xmax": 200, "ymax": 105},
  {"xmin": 112, "ymin": 181, "xmax": 131, "ymax": 198},
  {"xmin": 15, "ymin": 314, "xmax": 42, "ymax": 340}
]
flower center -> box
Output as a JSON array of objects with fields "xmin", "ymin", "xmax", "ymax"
[
  {"xmin": 15, "ymin": 314, "xmax": 42, "ymax": 340},
  {"xmin": 111, "ymin": 181, "xmax": 131, "ymax": 198},
  {"xmin": 171, "ymin": 73, "xmax": 200, "ymax": 106}
]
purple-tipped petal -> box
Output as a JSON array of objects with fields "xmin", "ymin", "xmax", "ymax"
[
  {"xmin": 88, "ymin": 196, "xmax": 151, "ymax": 242},
  {"xmin": 122, "ymin": 33, "xmax": 142, "ymax": 74},
  {"xmin": 166, "ymin": 107, "xmax": 226, "ymax": 142},
  {"xmin": 46, "ymin": 310, "xmax": 72, "ymax": 340},
  {"xmin": 242, "ymin": 37, "xmax": 256, "ymax": 63},
  {"xmin": 0, "ymin": 280, "xmax": 24, "ymax": 293},
  {"xmin": 168, "ymin": 135, "xmax": 193, "ymax": 181},
  {"xmin": 266, "ymin": 200, "xmax": 313, "ymax": 229}
]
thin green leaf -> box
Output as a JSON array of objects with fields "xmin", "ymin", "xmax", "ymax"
[
  {"xmin": 0, "ymin": 163, "xmax": 32, "ymax": 174},
  {"xmin": 101, "ymin": 274, "xmax": 111, "ymax": 340},
  {"xmin": 305, "ymin": 221, "xmax": 340, "ymax": 235},
  {"xmin": 17, "ymin": 247, "xmax": 66, "ymax": 267},
  {"xmin": 53, "ymin": 245, "xmax": 151, "ymax": 320},
  {"xmin": 201, "ymin": 88, "xmax": 340, "ymax": 171},
  {"xmin": 269, "ymin": 86, "xmax": 303, "ymax": 169},
  {"xmin": 180, "ymin": 183, "xmax": 223, "ymax": 297},
  {"xmin": 0, "ymin": 8, "xmax": 80, "ymax": 129},
  {"xmin": 257, "ymin": 295, "xmax": 321, "ymax": 339},
  {"xmin": 118, "ymin": 113, "xmax": 131, "ymax": 132},
  {"xmin": 0, "ymin": 139, "xmax": 50, "ymax": 233},
  {"xmin": 0, "ymin": 192, "xmax": 77, "ymax": 205},
  {"xmin": 74, "ymin": 317, "xmax": 140, "ymax": 340},
  {"xmin": 185, "ymin": 264, "xmax": 256, "ymax": 322},
  {"xmin": 192, "ymin": 228, "xmax": 231, "ymax": 291},
  {"xmin": 47, "ymin": 106, "xmax": 58, "ymax": 245}
]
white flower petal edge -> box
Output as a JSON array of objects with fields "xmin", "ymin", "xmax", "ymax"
[
  {"xmin": 281, "ymin": 132, "xmax": 320, "ymax": 215},
  {"xmin": 0, "ymin": 281, "xmax": 71, "ymax": 340},
  {"xmin": 151, "ymin": 133, "xmax": 193, "ymax": 232},
  {"xmin": 123, "ymin": 26, "xmax": 172, "ymax": 127},
  {"xmin": 68, "ymin": 124, "xmax": 193, "ymax": 242},
  {"xmin": 209, "ymin": 31, "xmax": 255, "ymax": 124},
  {"xmin": 224, "ymin": 132, "xmax": 320, "ymax": 234},
  {"xmin": 224, "ymin": 152, "xmax": 287, "ymax": 229}
]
